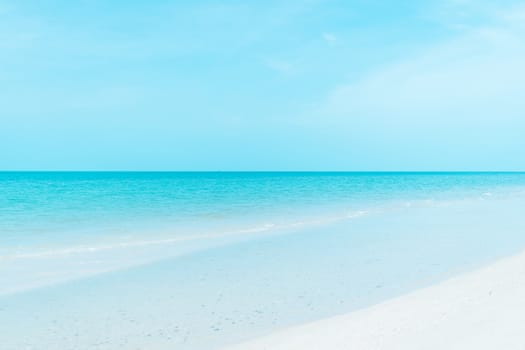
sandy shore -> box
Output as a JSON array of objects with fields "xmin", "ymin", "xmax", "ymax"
[{"xmin": 226, "ymin": 250, "xmax": 525, "ymax": 350}]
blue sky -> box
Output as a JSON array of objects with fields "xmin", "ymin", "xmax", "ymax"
[{"xmin": 1, "ymin": 0, "xmax": 524, "ymax": 170}]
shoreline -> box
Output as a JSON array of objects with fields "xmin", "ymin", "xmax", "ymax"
[{"xmin": 225, "ymin": 249, "xmax": 525, "ymax": 349}]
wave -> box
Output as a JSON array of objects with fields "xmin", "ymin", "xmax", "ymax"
[
  {"xmin": 1, "ymin": 210, "xmax": 370, "ymax": 261},
  {"xmin": 8, "ymin": 188, "xmax": 514, "ymax": 262}
]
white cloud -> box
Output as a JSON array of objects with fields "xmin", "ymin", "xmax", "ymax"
[
  {"xmin": 322, "ymin": 32, "xmax": 337, "ymax": 44},
  {"xmin": 316, "ymin": 5, "xmax": 525, "ymax": 127}
]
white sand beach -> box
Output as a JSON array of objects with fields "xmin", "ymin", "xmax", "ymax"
[{"xmin": 226, "ymin": 249, "xmax": 525, "ymax": 350}]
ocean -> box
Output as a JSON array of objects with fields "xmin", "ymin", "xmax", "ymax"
[{"xmin": 1, "ymin": 172, "xmax": 525, "ymax": 349}]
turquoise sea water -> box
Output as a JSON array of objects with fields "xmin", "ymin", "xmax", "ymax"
[
  {"xmin": 2, "ymin": 172, "xmax": 525, "ymax": 349},
  {"xmin": 2, "ymin": 171, "xmax": 524, "ymax": 247}
]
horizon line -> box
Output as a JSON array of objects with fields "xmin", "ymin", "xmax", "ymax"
[{"xmin": 1, "ymin": 170, "xmax": 524, "ymax": 174}]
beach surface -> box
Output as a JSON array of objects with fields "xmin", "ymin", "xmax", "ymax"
[{"xmin": 226, "ymin": 249, "xmax": 525, "ymax": 350}]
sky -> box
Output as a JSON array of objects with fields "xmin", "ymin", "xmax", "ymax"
[{"xmin": 1, "ymin": 0, "xmax": 524, "ymax": 171}]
